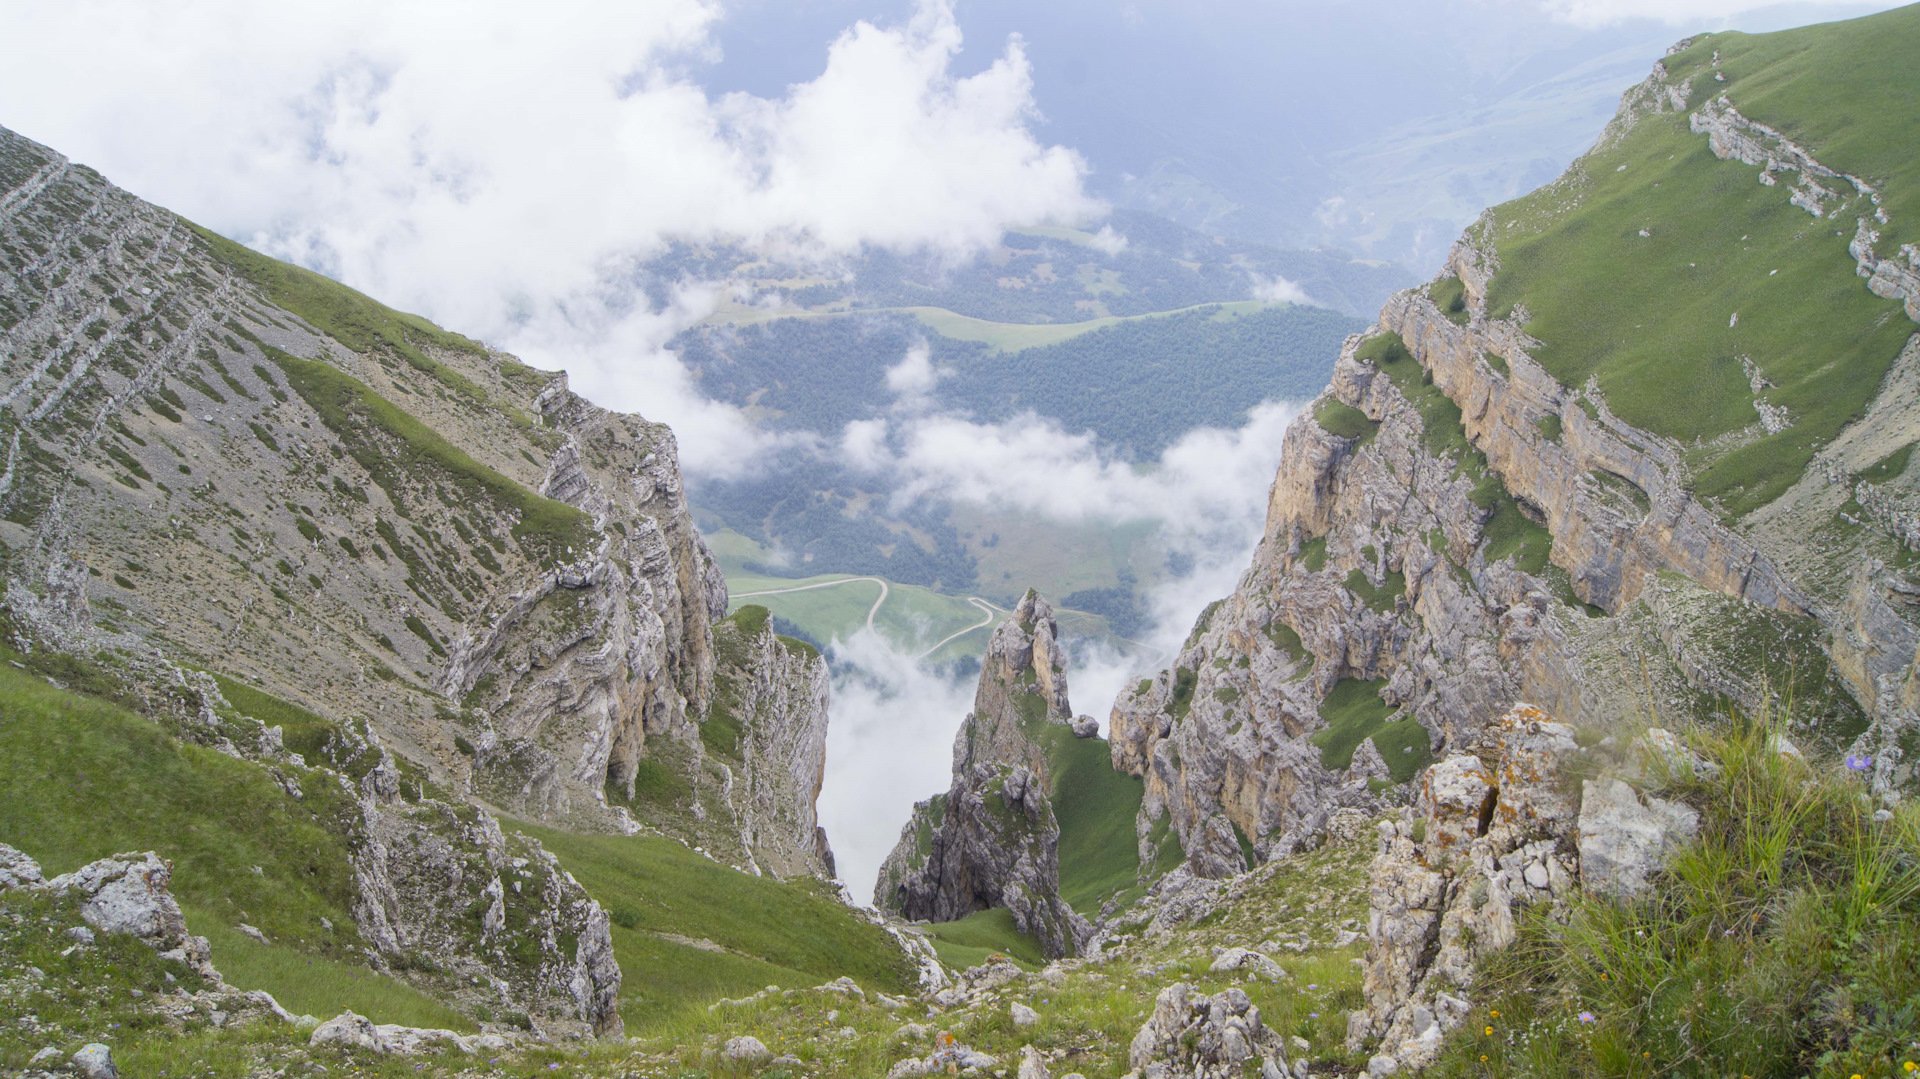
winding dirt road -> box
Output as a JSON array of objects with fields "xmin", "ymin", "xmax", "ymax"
[{"xmin": 730, "ymin": 576, "xmax": 1000, "ymax": 657}]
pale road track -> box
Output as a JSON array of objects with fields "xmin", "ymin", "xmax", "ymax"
[
  {"xmin": 731, "ymin": 576, "xmax": 890, "ymax": 631},
  {"xmin": 730, "ymin": 576, "xmax": 1002, "ymax": 657}
]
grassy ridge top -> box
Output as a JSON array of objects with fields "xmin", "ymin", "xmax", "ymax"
[{"xmin": 1481, "ymin": 5, "xmax": 1918, "ymax": 517}]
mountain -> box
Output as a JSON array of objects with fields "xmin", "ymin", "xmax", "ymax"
[
  {"xmin": 0, "ymin": 120, "xmax": 914, "ymax": 1050},
  {"xmin": 4, "ymin": 3, "xmax": 1920, "ymax": 1076}
]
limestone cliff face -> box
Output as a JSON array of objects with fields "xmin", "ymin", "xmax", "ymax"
[
  {"xmin": 875, "ymin": 592, "xmax": 1091, "ymax": 958},
  {"xmin": 0, "ymin": 123, "xmax": 834, "ymax": 877},
  {"xmin": 716, "ymin": 613, "xmax": 835, "ymax": 879},
  {"xmin": 1110, "ymin": 51, "xmax": 1916, "ymax": 881},
  {"xmin": 0, "ymin": 122, "xmax": 841, "ymax": 1027}
]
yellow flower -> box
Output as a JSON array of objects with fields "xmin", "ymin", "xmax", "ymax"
[
  {"xmin": 1490, "ymin": 1009, "xmax": 1500, "ymax": 1019},
  {"xmin": 1905, "ymin": 1065, "xmax": 1917, "ymax": 1074},
  {"xmin": 1484, "ymin": 1025, "xmax": 1495, "ymax": 1036},
  {"xmin": 1480, "ymin": 1055, "xmax": 1488, "ymax": 1063},
  {"xmin": 1848, "ymin": 1073, "xmax": 1861, "ymax": 1079}
]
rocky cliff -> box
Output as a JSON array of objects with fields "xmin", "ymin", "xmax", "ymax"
[
  {"xmin": 0, "ymin": 121, "xmax": 844, "ymax": 1032},
  {"xmin": 1109, "ymin": 21, "xmax": 1918, "ymax": 884},
  {"xmin": 875, "ymin": 592, "xmax": 1095, "ymax": 958},
  {"xmin": 0, "ymin": 122, "xmax": 835, "ymax": 874}
]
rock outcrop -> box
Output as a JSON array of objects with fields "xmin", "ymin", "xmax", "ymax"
[
  {"xmin": 0, "ymin": 122, "xmax": 834, "ymax": 875},
  {"xmin": 1126, "ymin": 983, "xmax": 1298, "ymax": 1079},
  {"xmin": 1107, "ymin": 37, "xmax": 1917, "ymax": 887},
  {"xmin": 876, "ymin": 592, "xmax": 1092, "ymax": 957},
  {"xmin": 1347, "ymin": 706, "xmax": 1701, "ymax": 1072}
]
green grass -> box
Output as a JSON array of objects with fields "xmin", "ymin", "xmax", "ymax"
[
  {"xmin": 1309, "ymin": 677, "xmax": 1397, "ymax": 773},
  {"xmin": 505, "ymin": 821, "xmax": 916, "ymax": 1031},
  {"xmin": 921, "ymin": 906, "xmax": 1048, "ymax": 969},
  {"xmin": 1313, "ymin": 396, "xmax": 1378, "ymax": 442},
  {"xmin": 268, "ymin": 349, "xmax": 590, "ymax": 560},
  {"xmin": 1429, "ymin": 714, "xmax": 1920, "ymax": 1078},
  {"xmin": 0, "ymin": 664, "xmax": 483, "ymax": 1029},
  {"xmin": 1345, "ymin": 567, "xmax": 1406, "ymax": 613},
  {"xmin": 1032, "ymin": 723, "xmax": 1149, "ymax": 916},
  {"xmin": 1482, "ymin": 495, "xmax": 1554, "ymax": 576},
  {"xmin": 1860, "ymin": 442, "xmax": 1914, "ymax": 484},
  {"xmin": 190, "ymin": 913, "xmax": 466, "ymax": 1028},
  {"xmin": 210, "ymin": 673, "xmax": 338, "ymax": 768},
  {"xmin": 1478, "ymin": 22, "xmax": 1916, "ymax": 517},
  {"xmin": 1428, "ymin": 274, "xmax": 1470, "ymax": 325}
]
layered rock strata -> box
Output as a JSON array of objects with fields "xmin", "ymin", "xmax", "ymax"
[
  {"xmin": 1108, "ymin": 44, "xmax": 1916, "ymax": 885},
  {"xmin": 0, "ymin": 123, "xmax": 834, "ymax": 871}
]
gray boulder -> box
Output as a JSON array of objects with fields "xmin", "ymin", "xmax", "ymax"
[
  {"xmin": 1128, "ymin": 983, "xmax": 1292, "ymax": 1079},
  {"xmin": 1577, "ymin": 779, "xmax": 1700, "ymax": 899},
  {"xmin": 71, "ymin": 1044, "xmax": 117, "ymax": 1079},
  {"xmin": 0, "ymin": 844, "xmax": 43, "ymax": 890}
]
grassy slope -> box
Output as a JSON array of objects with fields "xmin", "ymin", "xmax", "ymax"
[
  {"xmin": 1481, "ymin": 9, "xmax": 1918, "ymax": 516},
  {"xmin": 0, "ymin": 664, "xmax": 461, "ymax": 1028},
  {"xmin": 507, "ymin": 821, "xmax": 915, "ymax": 1031},
  {"xmin": 922, "ymin": 907, "xmax": 1048, "ymax": 970},
  {"xmin": 1036, "ymin": 722, "xmax": 1154, "ymax": 916},
  {"xmin": 1430, "ymin": 718, "xmax": 1920, "ymax": 1078}
]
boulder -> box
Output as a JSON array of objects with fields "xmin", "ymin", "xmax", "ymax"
[
  {"xmin": 723, "ymin": 1035, "xmax": 772, "ymax": 1064},
  {"xmin": 1127, "ymin": 983, "xmax": 1292, "ymax": 1079},
  {"xmin": 0, "ymin": 844, "xmax": 43, "ymax": 890},
  {"xmin": 71, "ymin": 1044, "xmax": 117, "ymax": 1079},
  {"xmin": 1011, "ymin": 1001, "xmax": 1040, "ymax": 1027},
  {"xmin": 1209, "ymin": 946, "xmax": 1288, "ymax": 982},
  {"xmin": 310, "ymin": 1011, "xmax": 384, "ymax": 1052},
  {"xmin": 1577, "ymin": 779, "xmax": 1700, "ymax": 899}
]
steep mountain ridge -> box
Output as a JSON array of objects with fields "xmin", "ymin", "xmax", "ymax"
[
  {"xmin": 0, "ymin": 119, "xmax": 856, "ymax": 1042},
  {"xmin": 1110, "ymin": 7, "xmax": 1918, "ymax": 882},
  {"xmin": 0, "ymin": 122, "xmax": 833, "ymax": 877}
]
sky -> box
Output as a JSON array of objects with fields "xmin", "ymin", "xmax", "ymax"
[{"xmin": 0, "ymin": 0, "xmax": 1906, "ymax": 900}]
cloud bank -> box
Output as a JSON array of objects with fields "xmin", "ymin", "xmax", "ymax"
[{"xmin": 0, "ymin": 0, "xmax": 1101, "ymax": 477}]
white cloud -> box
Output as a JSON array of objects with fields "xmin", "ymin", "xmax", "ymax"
[
  {"xmin": 818, "ymin": 628, "xmax": 977, "ymax": 904},
  {"xmin": 883, "ymin": 343, "xmax": 947, "ymax": 398},
  {"xmin": 873, "ymin": 400, "xmax": 1303, "ymax": 556},
  {"xmin": 1088, "ymin": 224, "xmax": 1130, "ymax": 256},
  {"xmin": 1250, "ymin": 273, "xmax": 1315, "ymax": 306},
  {"xmin": 0, "ymin": 0, "xmax": 1102, "ymax": 477}
]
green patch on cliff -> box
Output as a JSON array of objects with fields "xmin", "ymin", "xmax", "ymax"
[
  {"xmin": 1310, "ymin": 677, "xmax": 1396, "ymax": 773},
  {"xmin": 1481, "ymin": 490, "xmax": 1554, "ymax": 576},
  {"xmin": 268, "ymin": 349, "xmax": 590, "ymax": 560},
  {"xmin": 1478, "ymin": 18, "xmax": 1916, "ymax": 518},
  {"xmin": 1428, "ymin": 275, "xmax": 1470, "ymax": 325},
  {"xmin": 510, "ymin": 821, "xmax": 916, "ymax": 1031},
  {"xmin": 1313, "ymin": 397, "xmax": 1377, "ymax": 442},
  {"xmin": 1344, "ymin": 567, "xmax": 1406, "ymax": 613}
]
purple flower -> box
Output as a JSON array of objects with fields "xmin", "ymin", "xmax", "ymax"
[
  {"xmin": 1309, "ymin": 1012, "xmax": 1320, "ymax": 1019},
  {"xmin": 1578, "ymin": 1011, "xmax": 1596, "ymax": 1024},
  {"xmin": 1846, "ymin": 754, "xmax": 1873, "ymax": 772}
]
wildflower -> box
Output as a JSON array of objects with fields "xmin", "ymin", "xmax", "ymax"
[
  {"xmin": 1490, "ymin": 1009, "xmax": 1501, "ymax": 1019},
  {"xmin": 1846, "ymin": 754, "xmax": 1873, "ymax": 772},
  {"xmin": 1480, "ymin": 1055, "xmax": 1489, "ymax": 1063},
  {"xmin": 1485, "ymin": 1025, "xmax": 1495, "ymax": 1036},
  {"xmin": 1309, "ymin": 1012, "xmax": 1319, "ymax": 1019},
  {"xmin": 1905, "ymin": 1064, "xmax": 1918, "ymax": 1074},
  {"xmin": 1577, "ymin": 1011, "xmax": 1595, "ymax": 1024}
]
